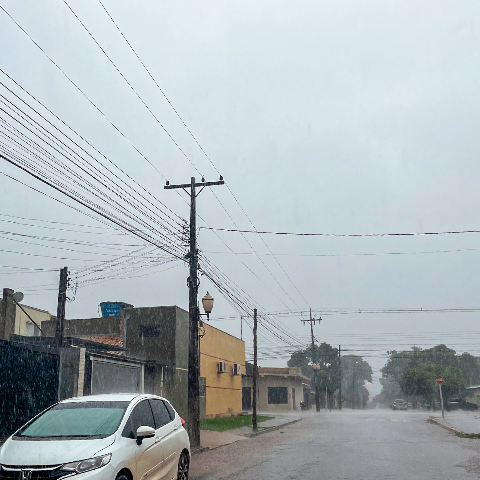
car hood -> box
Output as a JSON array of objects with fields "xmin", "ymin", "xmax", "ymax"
[{"xmin": 0, "ymin": 435, "xmax": 115, "ymax": 466}]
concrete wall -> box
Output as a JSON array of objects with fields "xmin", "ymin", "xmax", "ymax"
[
  {"xmin": 42, "ymin": 316, "xmax": 122, "ymax": 338},
  {"xmin": 200, "ymin": 323, "xmax": 245, "ymax": 418},
  {"xmin": 125, "ymin": 306, "xmax": 188, "ymax": 421}
]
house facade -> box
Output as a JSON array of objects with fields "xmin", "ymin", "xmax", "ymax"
[
  {"xmin": 200, "ymin": 323, "xmax": 245, "ymax": 418},
  {"xmin": 243, "ymin": 367, "xmax": 310, "ymax": 412},
  {"xmin": 1, "ymin": 288, "xmax": 53, "ymax": 339}
]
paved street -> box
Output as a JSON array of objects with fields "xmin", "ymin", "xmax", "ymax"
[{"xmin": 191, "ymin": 410, "xmax": 480, "ymax": 479}]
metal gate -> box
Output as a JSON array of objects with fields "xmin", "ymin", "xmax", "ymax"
[
  {"xmin": 0, "ymin": 340, "xmax": 59, "ymax": 438},
  {"xmin": 242, "ymin": 387, "xmax": 252, "ymax": 410}
]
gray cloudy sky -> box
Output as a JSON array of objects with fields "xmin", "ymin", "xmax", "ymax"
[{"xmin": 1, "ymin": 0, "xmax": 480, "ymax": 392}]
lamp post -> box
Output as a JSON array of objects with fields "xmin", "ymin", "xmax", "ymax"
[{"xmin": 201, "ymin": 292, "xmax": 214, "ymax": 320}]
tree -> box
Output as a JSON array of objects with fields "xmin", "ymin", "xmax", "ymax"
[
  {"xmin": 400, "ymin": 362, "xmax": 466, "ymax": 404},
  {"xmin": 341, "ymin": 355, "xmax": 373, "ymax": 408},
  {"xmin": 380, "ymin": 345, "xmax": 478, "ymax": 405},
  {"xmin": 287, "ymin": 350, "xmax": 313, "ymax": 378},
  {"xmin": 457, "ymin": 352, "xmax": 480, "ymax": 387},
  {"xmin": 287, "ymin": 347, "xmax": 372, "ymax": 407},
  {"xmin": 422, "ymin": 345, "xmax": 457, "ymax": 368}
]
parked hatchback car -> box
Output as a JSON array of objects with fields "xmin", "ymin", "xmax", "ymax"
[{"xmin": 0, "ymin": 394, "xmax": 190, "ymax": 480}]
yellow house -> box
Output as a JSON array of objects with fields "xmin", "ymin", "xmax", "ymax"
[{"xmin": 200, "ymin": 323, "xmax": 245, "ymax": 418}]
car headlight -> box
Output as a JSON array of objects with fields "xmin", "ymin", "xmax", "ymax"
[{"xmin": 61, "ymin": 454, "xmax": 111, "ymax": 474}]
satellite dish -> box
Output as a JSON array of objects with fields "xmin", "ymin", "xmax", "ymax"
[{"xmin": 12, "ymin": 291, "xmax": 24, "ymax": 303}]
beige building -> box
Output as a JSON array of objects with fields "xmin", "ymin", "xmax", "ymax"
[
  {"xmin": 243, "ymin": 367, "xmax": 310, "ymax": 412},
  {"xmin": 15, "ymin": 304, "xmax": 52, "ymax": 337}
]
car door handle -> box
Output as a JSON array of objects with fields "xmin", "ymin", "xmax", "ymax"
[{"xmin": 155, "ymin": 436, "xmax": 162, "ymax": 442}]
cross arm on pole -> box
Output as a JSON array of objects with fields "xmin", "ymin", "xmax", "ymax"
[{"xmin": 164, "ymin": 180, "xmax": 225, "ymax": 190}]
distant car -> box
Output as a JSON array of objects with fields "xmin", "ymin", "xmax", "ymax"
[
  {"xmin": 0, "ymin": 393, "xmax": 190, "ymax": 480},
  {"xmin": 446, "ymin": 398, "xmax": 479, "ymax": 412},
  {"xmin": 392, "ymin": 399, "xmax": 408, "ymax": 411}
]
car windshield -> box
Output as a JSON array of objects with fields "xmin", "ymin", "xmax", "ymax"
[{"xmin": 16, "ymin": 401, "xmax": 129, "ymax": 438}]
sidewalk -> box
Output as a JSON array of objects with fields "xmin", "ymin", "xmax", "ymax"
[
  {"xmin": 199, "ymin": 413, "xmax": 302, "ymax": 451},
  {"xmin": 429, "ymin": 411, "xmax": 480, "ymax": 435}
]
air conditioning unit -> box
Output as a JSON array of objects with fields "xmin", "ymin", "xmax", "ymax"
[
  {"xmin": 218, "ymin": 361, "xmax": 227, "ymax": 373},
  {"xmin": 233, "ymin": 364, "xmax": 242, "ymax": 376}
]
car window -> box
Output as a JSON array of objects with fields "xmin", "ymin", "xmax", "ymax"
[
  {"xmin": 163, "ymin": 400, "xmax": 176, "ymax": 420},
  {"xmin": 17, "ymin": 401, "xmax": 129, "ymax": 439},
  {"xmin": 149, "ymin": 399, "xmax": 172, "ymax": 428},
  {"xmin": 122, "ymin": 400, "xmax": 155, "ymax": 439}
]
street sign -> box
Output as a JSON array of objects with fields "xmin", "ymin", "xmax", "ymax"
[{"xmin": 435, "ymin": 376, "xmax": 444, "ymax": 385}]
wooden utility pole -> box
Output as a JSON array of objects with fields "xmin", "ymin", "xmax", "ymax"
[
  {"xmin": 302, "ymin": 309, "xmax": 321, "ymax": 412},
  {"xmin": 252, "ymin": 308, "xmax": 258, "ymax": 430},
  {"xmin": 165, "ymin": 176, "xmax": 224, "ymax": 447},
  {"xmin": 338, "ymin": 345, "xmax": 342, "ymax": 410},
  {"xmin": 54, "ymin": 267, "xmax": 68, "ymax": 348}
]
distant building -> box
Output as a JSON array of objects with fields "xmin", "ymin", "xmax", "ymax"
[
  {"xmin": 1, "ymin": 288, "xmax": 53, "ymax": 339},
  {"xmin": 466, "ymin": 385, "xmax": 480, "ymax": 407},
  {"xmin": 242, "ymin": 366, "xmax": 310, "ymax": 412}
]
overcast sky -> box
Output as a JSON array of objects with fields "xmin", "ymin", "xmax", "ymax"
[{"xmin": 1, "ymin": 0, "xmax": 480, "ymax": 393}]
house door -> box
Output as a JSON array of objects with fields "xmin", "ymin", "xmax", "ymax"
[
  {"xmin": 242, "ymin": 387, "xmax": 252, "ymax": 410},
  {"xmin": 292, "ymin": 388, "xmax": 296, "ymax": 409}
]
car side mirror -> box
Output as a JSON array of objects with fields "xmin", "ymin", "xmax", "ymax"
[{"xmin": 136, "ymin": 426, "xmax": 155, "ymax": 445}]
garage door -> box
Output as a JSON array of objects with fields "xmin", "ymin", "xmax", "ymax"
[{"xmin": 91, "ymin": 359, "xmax": 142, "ymax": 394}]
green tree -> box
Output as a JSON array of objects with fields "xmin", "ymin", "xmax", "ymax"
[
  {"xmin": 422, "ymin": 345, "xmax": 457, "ymax": 368},
  {"xmin": 341, "ymin": 355, "xmax": 373, "ymax": 408},
  {"xmin": 457, "ymin": 352, "xmax": 480, "ymax": 387},
  {"xmin": 400, "ymin": 362, "xmax": 466, "ymax": 404},
  {"xmin": 287, "ymin": 349, "xmax": 313, "ymax": 378}
]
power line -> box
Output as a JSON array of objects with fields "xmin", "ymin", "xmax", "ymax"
[
  {"xmin": 199, "ymin": 226, "xmax": 480, "ymax": 237},
  {"xmin": 94, "ymin": 1, "xmax": 309, "ymax": 312},
  {"xmin": 0, "ymin": 152, "xmax": 186, "ymax": 261},
  {"xmin": 204, "ymin": 247, "xmax": 480, "ymax": 258}
]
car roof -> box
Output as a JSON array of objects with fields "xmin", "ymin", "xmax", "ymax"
[{"xmin": 62, "ymin": 393, "xmax": 150, "ymax": 403}]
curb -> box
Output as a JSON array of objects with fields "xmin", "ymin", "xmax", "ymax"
[
  {"xmin": 193, "ymin": 418, "xmax": 302, "ymax": 455},
  {"xmin": 244, "ymin": 418, "xmax": 302, "ymax": 438},
  {"xmin": 427, "ymin": 416, "xmax": 459, "ymax": 435}
]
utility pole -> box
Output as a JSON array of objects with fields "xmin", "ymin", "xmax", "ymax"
[
  {"xmin": 252, "ymin": 308, "xmax": 258, "ymax": 430},
  {"xmin": 352, "ymin": 370, "xmax": 355, "ymax": 410},
  {"xmin": 54, "ymin": 267, "xmax": 68, "ymax": 348},
  {"xmin": 338, "ymin": 345, "xmax": 342, "ymax": 410},
  {"xmin": 165, "ymin": 176, "xmax": 224, "ymax": 448},
  {"xmin": 302, "ymin": 308, "xmax": 321, "ymax": 412}
]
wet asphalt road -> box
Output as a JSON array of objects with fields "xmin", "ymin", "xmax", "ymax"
[{"xmin": 191, "ymin": 409, "xmax": 480, "ymax": 479}]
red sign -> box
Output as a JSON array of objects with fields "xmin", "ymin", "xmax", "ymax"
[{"xmin": 435, "ymin": 376, "xmax": 444, "ymax": 385}]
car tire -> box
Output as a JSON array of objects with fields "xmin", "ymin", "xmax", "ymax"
[
  {"xmin": 177, "ymin": 451, "xmax": 189, "ymax": 480},
  {"xmin": 116, "ymin": 474, "xmax": 129, "ymax": 480}
]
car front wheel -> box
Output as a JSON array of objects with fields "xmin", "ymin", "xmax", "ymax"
[{"xmin": 178, "ymin": 451, "xmax": 189, "ymax": 480}]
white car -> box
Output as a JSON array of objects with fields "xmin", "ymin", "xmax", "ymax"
[{"xmin": 0, "ymin": 394, "xmax": 190, "ymax": 480}]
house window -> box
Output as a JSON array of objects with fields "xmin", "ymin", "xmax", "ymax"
[
  {"xmin": 268, "ymin": 387, "xmax": 288, "ymax": 404},
  {"xmin": 26, "ymin": 321, "xmax": 41, "ymax": 337}
]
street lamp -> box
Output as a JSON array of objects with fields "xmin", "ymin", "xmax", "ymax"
[{"xmin": 201, "ymin": 292, "xmax": 214, "ymax": 320}]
